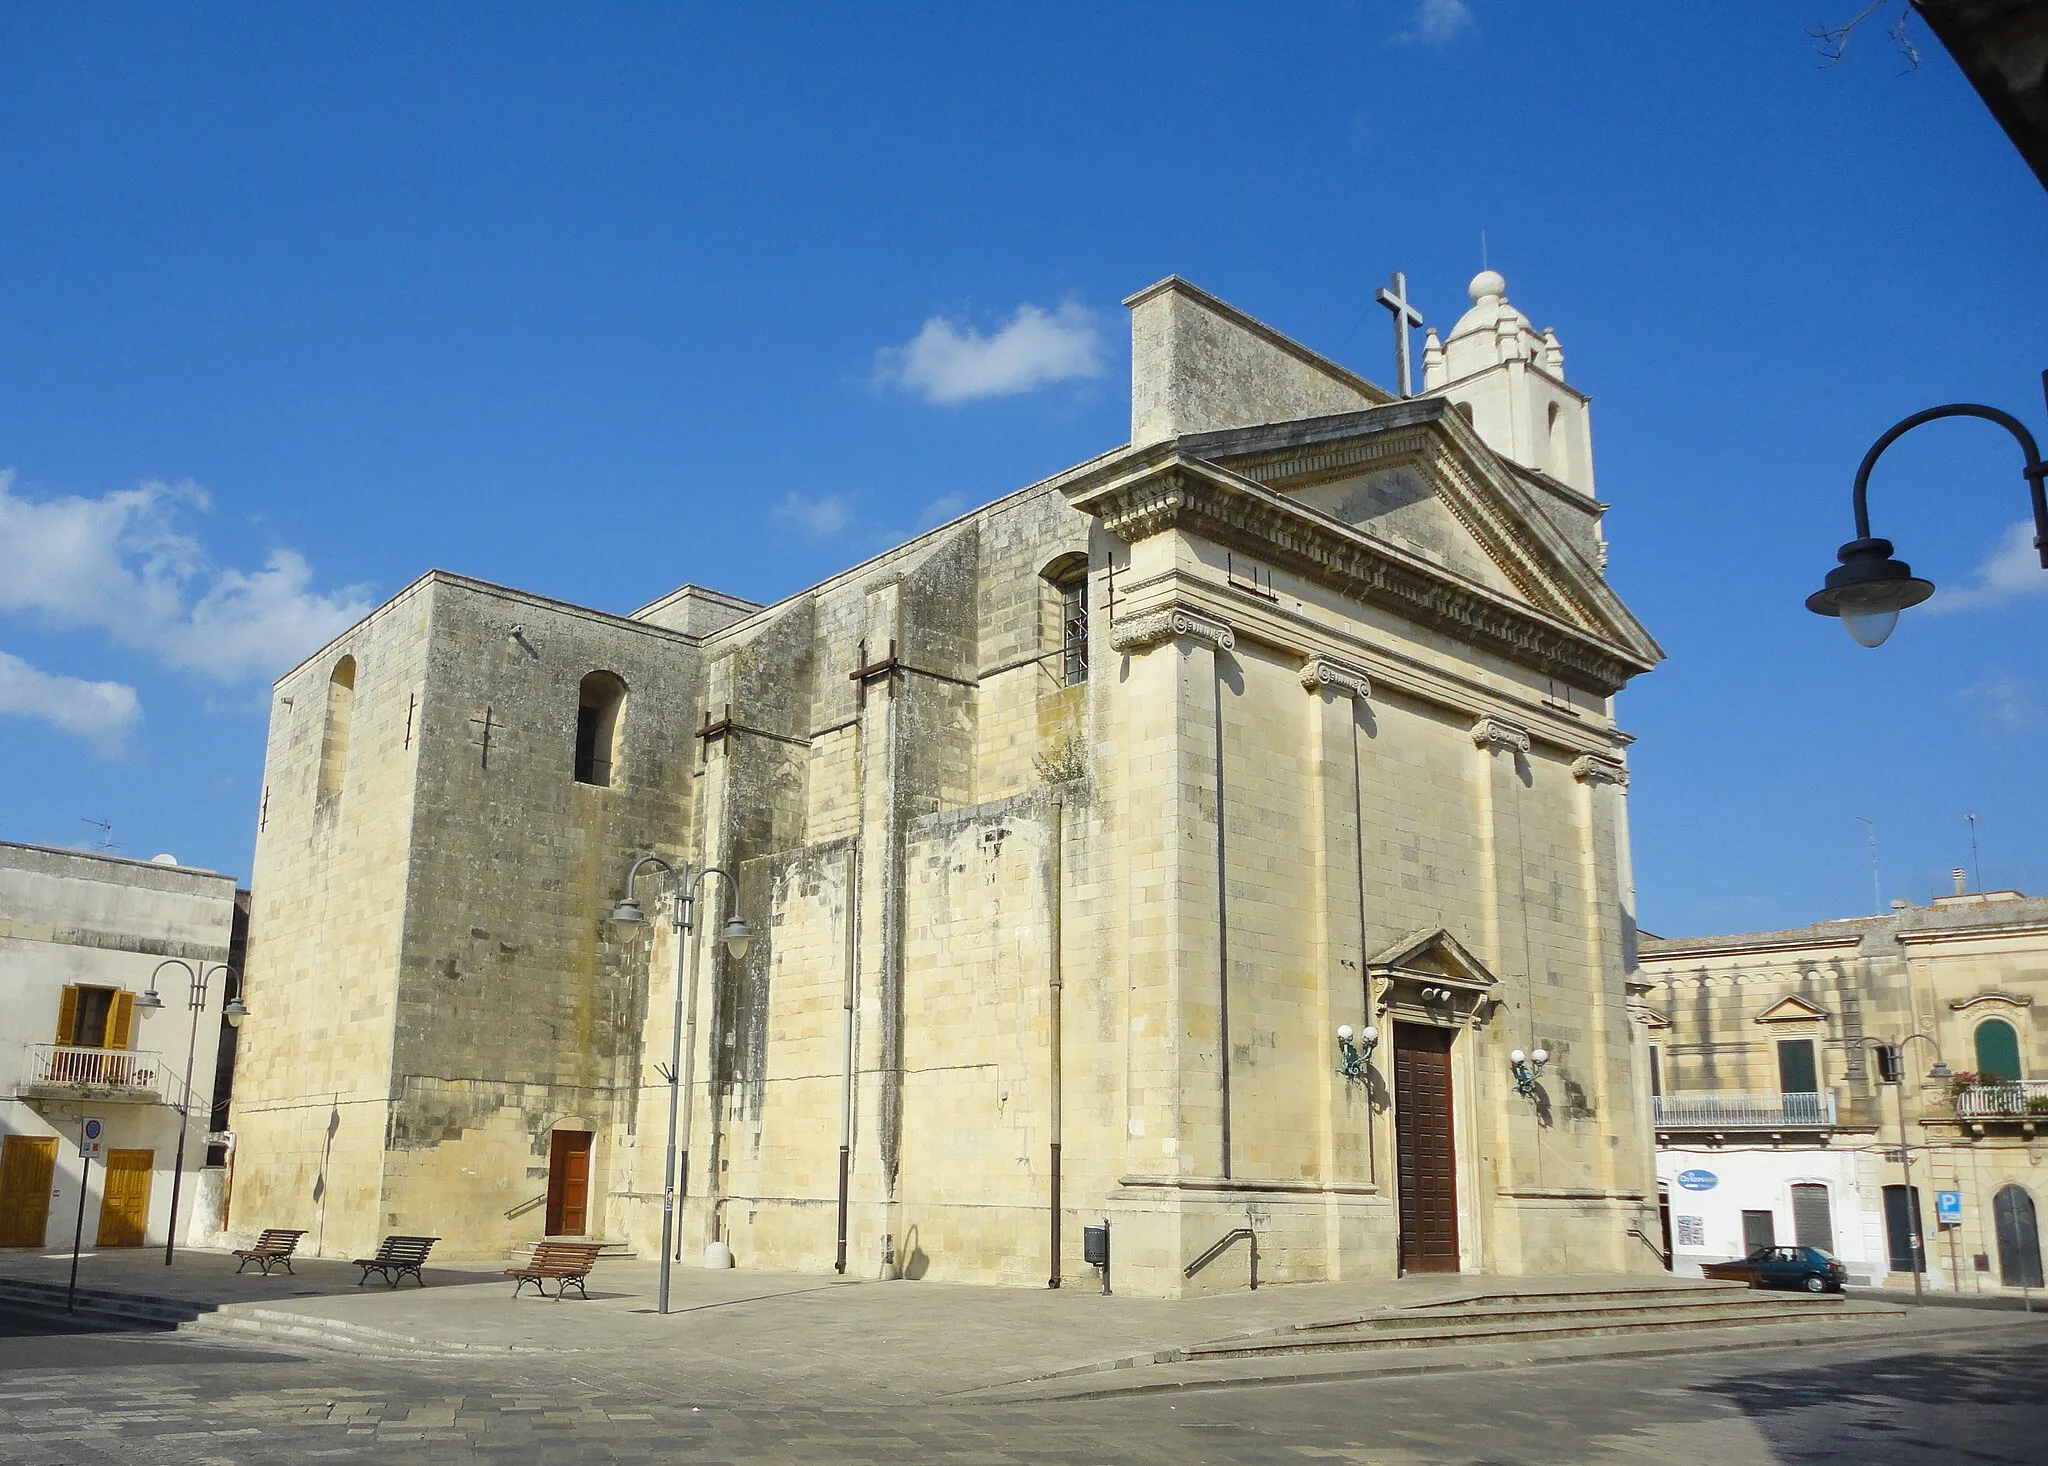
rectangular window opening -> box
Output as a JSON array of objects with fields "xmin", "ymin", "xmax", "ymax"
[
  {"xmin": 1060, "ymin": 578, "xmax": 1088, "ymax": 687},
  {"xmin": 1777, "ymin": 1039, "xmax": 1818, "ymax": 1094}
]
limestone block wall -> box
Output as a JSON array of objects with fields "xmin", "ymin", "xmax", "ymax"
[
  {"xmin": 377, "ymin": 577, "xmax": 703, "ymax": 1257},
  {"xmin": 236, "ymin": 579, "xmax": 433, "ymax": 1253}
]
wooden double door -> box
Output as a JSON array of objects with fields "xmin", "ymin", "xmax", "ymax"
[
  {"xmin": 97, "ymin": 1150, "xmax": 154, "ymax": 1246},
  {"xmin": 1393, "ymin": 1023, "xmax": 1460, "ymax": 1273},
  {"xmin": 0, "ymin": 1136, "xmax": 58, "ymax": 1248}
]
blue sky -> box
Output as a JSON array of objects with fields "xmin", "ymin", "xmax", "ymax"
[{"xmin": 1, "ymin": 2, "xmax": 2042, "ymax": 936}]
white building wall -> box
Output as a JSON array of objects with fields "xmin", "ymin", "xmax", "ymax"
[
  {"xmin": 1656, "ymin": 1145, "xmax": 1904, "ymax": 1286},
  {"xmin": 0, "ymin": 842, "xmax": 239, "ymax": 1252}
]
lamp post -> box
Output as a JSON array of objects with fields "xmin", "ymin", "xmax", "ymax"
[
  {"xmin": 1876, "ymin": 1035, "xmax": 1951, "ymax": 1305},
  {"xmin": 609, "ymin": 854, "xmax": 749, "ymax": 1317},
  {"xmin": 136, "ymin": 959, "xmax": 247, "ymax": 1266},
  {"xmin": 1805, "ymin": 372, "xmax": 2048, "ymax": 647}
]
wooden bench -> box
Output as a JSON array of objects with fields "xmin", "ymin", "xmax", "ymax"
[
  {"xmin": 505, "ymin": 1241, "xmax": 604, "ymax": 1300},
  {"xmin": 353, "ymin": 1234, "xmax": 439, "ymax": 1288},
  {"xmin": 232, "ymin": 1228, "xmax": 308, "ymax": 1276}
]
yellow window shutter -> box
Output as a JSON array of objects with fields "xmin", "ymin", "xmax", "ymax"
[
  {"xmin": 56, "ymin": 986, "xmax": 78, "ymax": 1044},
  {"xmin": 108, "ymin": 990, "xmax": 135, "ymax": 1050}
]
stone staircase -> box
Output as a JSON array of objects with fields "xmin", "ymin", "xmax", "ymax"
[
  {"xmin": 1180, "ymin": 1281, "xmax": 1905, "ymax": 1364},
  {"xmin": 502, "ymin": 1237, "xmax": 636, "ymax": 1261}
]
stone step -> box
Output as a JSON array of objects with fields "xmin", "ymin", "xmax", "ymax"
[
  {"xmin": 1402, "ymin": 1283, "xmax": 1752, "ymax": 1310},
  {"xmin": 1188, "ymin": 1300, "xmax": 1905, "ymax": 1361},
  {"xmin": 179, "ymin": 1307, "xmax": 549, "ymax": 1361},
  {"xmin": 1293, "ymin": 1291, "xmax": 1848, "ymax": 1334},
  {"xmin": 0, "ymin": 1277, "xmax": 208, "ymax": 1329}
]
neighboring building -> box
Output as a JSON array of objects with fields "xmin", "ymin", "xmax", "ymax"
[
  {"xmin": 1639, "ymin": 887, "xmax": 2048, "ymax": 1293},
  {"xmin": 235, "ymin": 271, "xmax": 1668, "ymax": 1294},
  {"xmin": 0, "ymin": 841, "xmax": 240, "ymax": 1252}
]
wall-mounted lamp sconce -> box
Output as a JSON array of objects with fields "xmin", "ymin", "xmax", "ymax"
[
  {"xmin": 1509, "ymin": 1047, "xmax": 1549, "ymax": 1097},
  {"xmin": 1336, "ymin": 1024, "xmax": 1379, "ymax": 1080}
]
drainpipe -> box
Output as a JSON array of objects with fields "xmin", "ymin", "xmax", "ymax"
[
  {"xmin": 1048, "ymin": 795, "xmax": 1065, "ymax": 1288},
  {"xmin": 835, "ymin": 843, "xmax": 859, "ymax": 1274}
]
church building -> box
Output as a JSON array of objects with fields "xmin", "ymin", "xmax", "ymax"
[{"xmin": 231, "ymin": 271, "xmax": 1667, "ymax": 1294}]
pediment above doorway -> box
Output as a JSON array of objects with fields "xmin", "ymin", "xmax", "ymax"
[
  {"xmin": 1369, "ymin": 926, "xmax": 1499, "ymax": 1028},
  {"xmin": 1753, "ymin": 994, "xmax": 1830, "ymax": 1025}
]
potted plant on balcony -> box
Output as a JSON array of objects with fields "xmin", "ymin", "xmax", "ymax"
[{"xmin": 1943, "ymin": 1070, "xmax": 1982, "ymax": 1111}]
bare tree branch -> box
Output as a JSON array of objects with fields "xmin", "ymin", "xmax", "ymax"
[{"xmin": 1808, "ymin": 1, "xmax": 1920, "ymax": 71}]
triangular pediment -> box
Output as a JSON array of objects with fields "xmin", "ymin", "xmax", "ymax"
[
  {"xmin": 1369, "ymin": 926, "xmax": 1498, "ymax": 990},
  {"xmin": 1177, "ymin": 400, "xmax": 1659, "ymax": 667},
  {"xmin": 1754, "ymin": 994, "xmax": 1830, "ymax": 1024}
]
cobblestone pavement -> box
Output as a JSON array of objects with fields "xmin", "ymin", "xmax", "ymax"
[{"xmin": 2, "ymin": 1308, "xmax": 2042, "ymax": 1465}]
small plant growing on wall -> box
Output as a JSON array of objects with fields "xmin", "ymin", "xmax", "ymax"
[{"xmin": 1033, "ymin": 735, "xmax": 1088, "ymax": 786}]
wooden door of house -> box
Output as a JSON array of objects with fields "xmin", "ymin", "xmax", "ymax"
[
  {"xmin": 1393, "ymin": 1023, "xmax": 1459, "ymax": 1273},
  {"xmin": 0, "ymin": 1136, "xmax": 58, "ymax": 1248},
  {"xmin": 545, "ymin": 1131, "xmax": 593, "ymax": 1237},
  {"xmin": 95, "ymin": 1149, "xmax": 153, "ymax": 1247}
]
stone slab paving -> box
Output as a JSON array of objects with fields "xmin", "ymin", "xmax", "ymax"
[{"xmin": 0, "ymin": 1304, "xmax": 2042, "ymax": 1465}]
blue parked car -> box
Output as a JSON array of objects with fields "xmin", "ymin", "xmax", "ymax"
[{"xmin": 1702, "ymin": 1244, "xmax": 1848, "ymax": 1293}]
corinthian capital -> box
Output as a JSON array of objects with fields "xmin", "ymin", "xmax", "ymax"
[
  {"xmin": 1108, "ymin": 606, "xmax": 1235, "ymax": 655},
  {"xmin": 1299, "ymin": 655, "xmax": 1372, "ymax": 699},
  {"xmin": 1470, "ymin": 715, "xmax": 1531, "ymax": 754}
]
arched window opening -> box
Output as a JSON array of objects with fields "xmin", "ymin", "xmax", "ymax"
[
  {"xmin": 1041, "ymin": 554, "xmax": 1089, "ymax": 687},
  {"xmin": 575, "ymin": 672, "xmax": 627, "ymax": 787},
  {"xmin": 1994, "ymin": 1185, "xmax": 2042, "ymax": 1287},
  {"xmin": 317, "ymin": 656, "xmax": 356, "ymax": 802},
  {"xmin": 1975, "ymin": 1018, "xmax": 2023, "ymax": 1081},
  {"xmin": 1546, "ymin": 401, "xmax": 1566, "ymax": 476},
  {"xmin": 1453, "ymin": 401, "xmax": 1475, "ymax": 426}
]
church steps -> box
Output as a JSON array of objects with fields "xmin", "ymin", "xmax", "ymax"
[
  {"xmin": 1185, "ymin": 1297, "xmax": 1903, "ymax": 1360},
  {"xmin": 1289, "ymin": 1290, "xmax": 1837, "ymax": 1333}
]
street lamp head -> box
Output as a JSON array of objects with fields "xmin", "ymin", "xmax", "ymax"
[
  {"xmin": 1531, "ymin": 1048, "xmax": 1549, "ymax": 1066},
  {"xmin": 1929, "ymin": 1060, "xmax": 1952, "ymax": 1081},
  {"xmin": 720, "ymin": 915, "xmax": 751, "ymax": 960},
  {"xmin": 223, "ymin": 997, "xmax": 248, "ymax": 1027},
  {"xmin": 136, "ymin": 988, "xmax": 164, "ymax": 1011},
  {"xmin": 1337, "ymin": 1024, "xmax": 1353, "ymax": 1042},
  {"xmin": 1805, "ymin": 537, "xmax": 1935, "ymax": 648},
  {"xmin": 1510, "ymin": 1049, "xmax": 1527, "ymax": 1066},
  {"xmin": 609, "ymin": 894, "xmax": 649, "ymax": 936}
]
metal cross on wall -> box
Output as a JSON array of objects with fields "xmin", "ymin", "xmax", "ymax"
[{"xmin": 1376, "ymin": 270, "xmax": 1426, "ymax": 399}]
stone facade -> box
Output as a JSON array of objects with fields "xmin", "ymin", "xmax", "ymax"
[
  {"xmin": 234, "ymin": 272, "xmax": 1667, "ymax": 1294},
  {"xmin": 1639, "ymin": 889, "xmax": 2048, "ymax": 1293}
]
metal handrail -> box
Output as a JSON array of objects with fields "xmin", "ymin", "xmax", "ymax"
[
  {"xmin": 1626, "ymin": 1227, "xmax": 1671, "ymax": 1270},
  {"xmin": 1184, "ymin": 1227, "xmax": 1259, "ymax": 1289},
  {"xmin": 504, "ymin": 1193, "xmax": 547, "ymax": 1221},
  {"xmin": 25, "ymin": 1043, "xmax": 163, "ymax": 1091},
  {"xmin": 1953, "ymin": 1079, "xmax": 2048, "ymax": 1120},
  {"xmin": 1652, "ymin": 1091, "xmax": 1836, "ymax": 1129}
]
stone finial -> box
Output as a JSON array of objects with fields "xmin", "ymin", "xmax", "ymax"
[
  {"xmin": 1571, "ymin": 753, "xmax": 1629, "ymax": 787},
  {"xmin": 1300, "ymin": 655, "xmax": 1371, "ymax": 699},
  {"xmin": 1470, "ymin": 715, "xmax": 1531, "ymax": 753},
  {"xmin": 1421, "ymin": 327, "xmax": 1446, "ymax": 391},
  {"xmin": 1108, "ymin": 605, "xmax": 1235, "ymax": 655},
  {"xmin": 1541, "ymin": 327, "xmax": 1565, "ymax": 379}
]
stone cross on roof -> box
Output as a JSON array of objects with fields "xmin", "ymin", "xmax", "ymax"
[{"xmin": 1375, "ymin": 270, "xmax": 1426, "ymax": 399}]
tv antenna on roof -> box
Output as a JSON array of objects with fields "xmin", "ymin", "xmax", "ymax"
[
  {"xmin": 81, "ymin": 817, "xmax": 115, "ymax": 852},
  {"xmin": 1966, "ymin": 812, "xmax": 1982, "ymax": 894}
]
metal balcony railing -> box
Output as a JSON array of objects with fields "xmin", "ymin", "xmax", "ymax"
[
  {"xmin": 21, "ymin": 1043, "xmax": 163, "ymax": 1096},
  {"xmin": 1653, "ymin": 1090, "xmax": 1836, "ymax": 1129},
  {"xmin": 1953, "ymin": 1079, "xmax": 2048, "ymax": 1121}
]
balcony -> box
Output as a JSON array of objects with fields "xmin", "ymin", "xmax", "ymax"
[
  {"xmin": 16, "ymin": 1044, "xmax": 164, "ymax": 1102},
  {"xmin": 1653, "ymin": 1090, "xmax": 1836, "ymax": 1130},
  {"xmin": 1953, "ymin": 1079, "xmax": 2048, "ymax": 1124}
]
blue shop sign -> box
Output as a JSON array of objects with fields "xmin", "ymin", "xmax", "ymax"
[{"xmin": 1675, "ymin": 1169, "xmax": 1718, "ymax": 1192}]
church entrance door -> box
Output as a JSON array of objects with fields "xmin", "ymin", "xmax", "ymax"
[
  {"xmin": 1393, "ymin": 1023, "xmax": 1459, "ymax": 1272},
  {"xmin": 545, "ymin": 1130, "xmax": 593, "ymax": 1237}
]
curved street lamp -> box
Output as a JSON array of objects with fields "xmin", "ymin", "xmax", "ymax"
[
  {"xmin": 137, "ymin": 959, "xmax": 247, "ymax": 1265},
  {"xmin": 1806, "ymin": 372, "xmax": 2048, "ymax": 647},
  {"xmin": 609, "ymin": 854, "xmax": 749, "ymax": 1316}
]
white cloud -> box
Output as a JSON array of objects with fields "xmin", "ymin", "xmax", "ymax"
[
  {"xmin": 0, "ymin": 651, "xmax": 139, "ymax": 753},
  {"xmin": 1393, "ymin": 0, "xmax": 1475, "ymax": 45},
  {"xmin": 876, "ymin": 302, "xmax": 1106, "ymax": 405},
  {"xmin": 917, "ymin": 494, "xmax": 967, "ymax": 528},
  {"xmin": 770, "ymin": 490, "xmax": 855, "ymax": 539},
  {"xmin": 0, "ymin": 470, "xmax": 373, "ymax": 681},
  {"xmin": 1925, "ymin": 519, "xmax": 2048, "ymax": 613},
  {"xmin": 1964, "ymin": 673, "xmax": 2038, "ymax": 732}
]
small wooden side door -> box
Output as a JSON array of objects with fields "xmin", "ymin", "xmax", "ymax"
[
  {"xmin": 96, "ymin": 1149, "xmax": 154, "ymax": 1247},
  {"xmin": 545, "ymin": 1131, "xmax": 593, "ymax": 1237},
  {"xmin": 0, "ymin": 1136, "xmax": 58, "ymax": 1248}
]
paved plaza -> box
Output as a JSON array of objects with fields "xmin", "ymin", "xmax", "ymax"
[{"xmin": 2, "ymin": 1249, "xmax": 2045, "ymax": 1463}]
